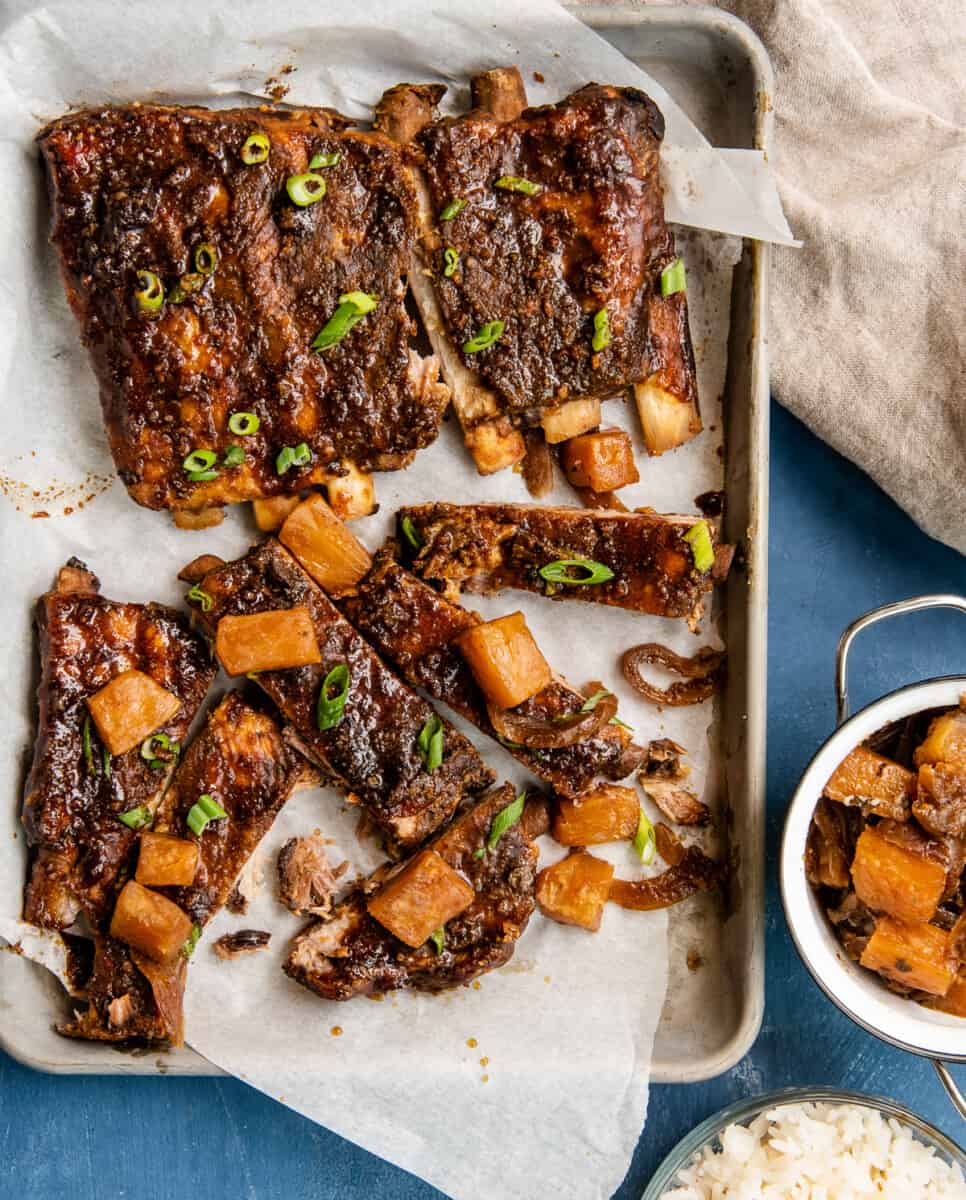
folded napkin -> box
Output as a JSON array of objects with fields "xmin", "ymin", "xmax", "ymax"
[{"xmin": 666, "ymin": 0, "xmax": 965, "ymax": 554}]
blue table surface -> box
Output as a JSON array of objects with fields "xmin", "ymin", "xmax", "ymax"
[{"xmin": 3, "ymin": 402, "xmax": 965, "ymax": 1199}]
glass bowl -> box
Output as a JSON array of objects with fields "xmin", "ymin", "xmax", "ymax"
[{"xmin": 642, "ymin": 1087, "xmax": 966, "ymax": 1199}]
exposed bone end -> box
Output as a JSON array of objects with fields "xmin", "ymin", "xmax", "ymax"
[
  {"xmin": 407, "ymin": 348, "xmax": 451, "ymax": 422},
  {"xmin": 465, "ymin": 418, "xmax": 526, "ymax": 475},
  {"xmin": 522, "ymin": 428, "xmax": 554, "ymax": 498},
  {"xmin": 541, "ymin": 397, "xmax": 601, "ymax": 444},
  {"xmin": 172, "ymin": 506, "xmax": 224, "ymax": 531},
  {"xmin": 326, "ymin": 462, "xmax": 376, "ymax": 520},
  {"xmin": 374, "ymin": 82, "xmax": 447, "ymax": 144},
  {"xmin": 471, "ymin": 67, "xmax": 528, "ymax": 122},
  {"xmin": 634, "ymin": 377, "xmax": 701, "ymax": 456},
  {"xmin": 55, "ymin": 558, "xmax": 100, "ymax": 595}
]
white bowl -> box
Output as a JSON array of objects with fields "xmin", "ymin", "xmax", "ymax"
[
  {"xmin": 781, "ymin": 675, "xmax": 966, "ymax": 1061},
  {"xmin": 780, "ymin": 594, "xmax": 966, "ymax": 1084}
]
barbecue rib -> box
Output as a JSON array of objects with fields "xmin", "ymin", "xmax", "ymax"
[
  {"xmin": 152, "ymin": 691, "xmax": 316, "ymax": 925},
  {"xmin": 187, "ymin": 540, "xmax": 494, "ymax": 853},
  {"xmin": 39, "ymin": 104, "xmax": 449, "ymax": 517},
  {"xmin": 338, "ymin": 547, "xmax": 642, "ymax": 798},
  {"xmin": 22, "ymin": 560, "xmax": 215, "ymax": 932},
  {"xmin": 397, "ymin": 503, "xmax": 734, "ymax": 622},
  {"xmin": 60, "ymin": 692, "xmax": 315, "ymax": 1044},
  {"xmin": 285, "ymin": 784, "xmax": 544, "ymax": 999},
  {"xmin": 375, "ymin": 70, "xmax": 699, "ymax": 474}
]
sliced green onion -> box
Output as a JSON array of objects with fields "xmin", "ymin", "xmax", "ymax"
[
  {"xmin": 592, "ymin": 308, "xmax": 611, "ymax": 352},
  {"xmin": 400, "ymin": 515, "xmax": 422, "ymax": 550},
  {"xmin": 633, "ymin": 808, "xmax": 656, "ymax": 864},
  {"xmin": 473, "ymin": 847, "xmax": 485, "ymax": 860},
  {"xmin": 683, "ymin": 520, "xmax": 715, "ymax": 573},
  {"xmin": 241, "ymin": 132, "xmax": 270, "ymax": 164},
  {"xmin": 463, "ymin": 320, "xmax": 504, "ymax": 354},
  {"xmin": 538, "ymin": 558, "xmax": 615, "ymax": 586},
  {"xmin": 485, "ymin": 790, "xmax": 526, "ymax": 851},
  {"xmin": 183, "ymin": 449, "xmax": 217, "ymax": 474},
  {"xmin": 429, "ymin": 927, "xmax": 445, "ymax": 954},
  {"xmin": 311, "ymin": 293, "xmax": 380, "ymax": 352},
  {"xmin": 182, "ymin": 923, "xmax": 202, "ymax": 959},
  {"xmin": 494, "ymin": 175, "xmax": 541, "ymax": 196},
  {"xmin": 228, "ymin": 411, "xmax": 260, "ymax": 436},
  {"xmin": 317, "ymin": 663, "xmax": 351, "ymax": 731},
  {"xmin": 610, "ymin": 716, "xmax": 634, "ymax": 731},
  {"xmin": 187, "ymin": 793, "xmax": 227, "ymax": 836},
  {"xmin": 186, "ymin": 468, "xmax": 219, "ymax": 482},
  {"xmin": 439, "ymin": 198, "xmax": 466, "ymax": 221},
  {"xmin": 443, "ymin": 247, "xmax": 459, "ymax": 278},
  {"xmin": 186, "ymin": 584, "xmax": 213, "ymax": 613},
  {"xmin": 340, "ymin": 291, "xmax": 378, "ymax": 314},
  {"xmin": 140, "ymin": 732, "xmax": 180, "ymax": 771},
  {"xmin": 103, "ymin": 750, "xmax": 112, "ymax": 778},
  {"xmin": 309, "ymin": 151, "xmax": 341, "ymax": 169},
  {"xmin": 198, "ymin": 794, "xmax": 227, "ymax": 819},
  {"xmin": 134, "ymin": 270, "xmax": 164, "ymax": 315},
  {"xmin": 579, "ymin": 689, "xmax": 612, "ymax": 713},
  {"xmin": 194, "ymin": 243, "xmax": 218, "ymax": 276},
  {"xmin": 119, "ymin": 805, "xmax": 153, "ymax": 831},
  {"xmin": 222, "ymin": 445, "xmax": 245, "ymax": 469},
  {"xmin": 276, "ymin": 442, "xmax": 311, "ymax": 475},
  {"xmin": 660, "ymin": 257, "xmax": 687, "ymax": 297},
  {"xmin": 82, "ymin": 715, "xmax": 94, "ymax": 773},
  {"xmin": 417, "ymin": 714, "xmax": 444, "ymax": 772},
  {"xmin": 286, "ymin": 172, "xmax": 327, "ymax": 207}
]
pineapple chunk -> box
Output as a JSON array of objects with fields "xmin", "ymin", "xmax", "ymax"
[
  {"xmin": 553, "ymin": 787, "xmax": 640, "ymax": 846},
  {"xmin": 280, "ymin": 494, "xmax": 373, "ymax": 596},
  {"xmin": 110, "ymin": 881, "xmax": 193, "ymax": 963},
  {"xmin": 454, "ymin": 612, "xmax": 551, "ymax": 710},
  {"xmin": 541, "ymin": 398, "xmax": 601, "ymax": 444},
  {"xmin": 136, "ymin": 833, "xmax": 199, "ymax": 888},
  {"xmin": 536, "ymin": 852, "xmax": 614, "ymax": 931},
  {"xmin": 850, "ymin": 827, "xmax": 945, "ymax": 924},
  {"xmin": 915, "ymin": 710, "xmax": 966, "ymax": 769},
  {"xmin": 253, "ymin": 495, "xmax": 301, "ymax": 532},
  {"xmin": 823, "ymin": 745, "xmax": 914, "ymax": 818},
  {"xmin": 367, "ymin": 850, "xmax": 475, "ymax": 948},
  {"xmin": 860, "ymin": 915, "xmax": 954, "ymax": 996},
  {"xmin": 326, "ymin": 463, "xmax": 375, "ymax": 520},
  {"xmin": 925, "ymin": 972, "xmax": 966, "ymax": 1017},
  {"xmin": 215, "ymin": 607, "xmax": 321, "ymax": 676},
  {"xmin": 86, "ymin": 669, "xmax": 182, "ymax": 756},
  {"xmin": 560, "ymin": 429, "xmax": 640, "ymax": 494}
]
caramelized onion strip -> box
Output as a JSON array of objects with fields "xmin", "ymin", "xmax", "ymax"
[
  {"xmin": 486, "ymin": 691, "xmax": 617, "ymax": 749},
  {"xmin": 609, "ymin": 846, "xmax": 723, "ymax": 911},
  {"xmin": 622, "ymin": 643, "xmax": 725, "ymax": 707}
]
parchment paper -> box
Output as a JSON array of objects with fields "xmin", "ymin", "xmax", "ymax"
[{"xmin": 0, "ymin": 2, "xmax": 754, "ymax": 1196}]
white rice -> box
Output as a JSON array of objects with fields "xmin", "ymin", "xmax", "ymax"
[{"xmin": 662, "ymin": 1101, "xmax": 966, "ymax": 1199}]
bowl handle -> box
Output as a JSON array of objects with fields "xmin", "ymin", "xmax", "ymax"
[
  {"xmin": 934, "ymin": 1061, "xmax": 966, "ymax": 1121},
  {"xmin": 836, "ymin": 595, "xmax": 966, "ymax": 726}
]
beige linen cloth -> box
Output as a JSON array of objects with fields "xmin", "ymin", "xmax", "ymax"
[{"xmin": 643, "ymin": 0, "xmax": 966, "ymax": 553}]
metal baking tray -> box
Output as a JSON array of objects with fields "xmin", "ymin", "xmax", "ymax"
[{"xmin": 1, "ymin": 3, "xmax": 769, "ymax": 1081}]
